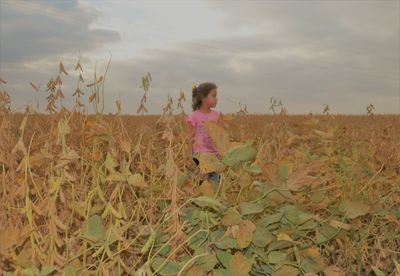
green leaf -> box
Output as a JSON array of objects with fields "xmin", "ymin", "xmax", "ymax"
[
  {"xmin": 191, "ymin": 196, "xmax": 226, "ymax": 211},
  {"xmin": 267, "ymin": 240, "xmax": 295, "ymax": 251},
  {"xmin": 279, "ymin": 164, "xmax": 289, "ymax": 184},
  {"xmin": 300, "ymin": 256, "xmax": 325, "ymax": 273},
  {"xmin": 182, "ymin": 207, "xmax": 200, "ymax": 222},
  {"xmin": 104, "ymin": 152, "xmax": 117, "ymax": 172},
  {"xmin": 210, "ymin": 230, "xmax": 226, "ymax": 242},
  {"xmin": 217, "ymin": 251, "xmax": 233, "ymax": 268},
  {"xmin": 214, "ymin": 268, "xmax": 231, "ymax": 276},
  {"xmin": 371, "ymin": 266, "xmax": 386, "ymax": 276},
  {"xmin": 316, "ymin": 224, "xmax": 340, "ymax": 244},
  {"xmin": 23, "ymin": 267, "xmax": 40, "ymax": 276},
  {"xmin": 239, "ymin": 202, "xmax": 266, "ymax": 216},
  {"xmin": 151, "ymin": 258, "xmax": 181, "ymax": 276},
  {"xmin": 243, "ymin": 162, "xmax": 262, "ymax": 174},
  {"xmin": 141, "ymin": 228, "xmax": 156, "ymax": 254},
  {"xmin": 40, "ymin": 266, "xmax": 57, "ymax": 276},
  {"xmin": 81, "ymin": 215, "xmax": 105, "ymax": 242},
  {"xmin": 308, "ymin": 190, "xmax": 326, "ymax": 203},
  {"xmin": 223, "ymin": 141, "xmax": 257, "ymax": 167},
  {"xmin": 252, "ymin": 225, "xmax": 274, "ymax": 247},
  {"xmin": 195, "ymin": 253, "xmax": 218, "ymax": 272},
  {"xmin": 283, "ymin": 206, "xmax": 315, "ymax": 225},
  {"xmin": 296, "ymin": 220, "xmax": 318, "ymax": 231},
  {"xmin": 62, "ymin": 265, "xmax": 77, "ymax": 276},
  {"xmin": 177, "ymin": 172, "xmax": 186, "ymax": 187},
  {"xmin": 158, "ymin": 245, "xmax": 171, "ymax": 257},
  {"xmin": 215, "ymin": 236, "xmax": 239, "ymax": 250},
  {"xmin": 268, "ymin": 251, "xmax": 287, "ymax": 264},
  {"xmin": 259, "ymin": 212, "xmax": 283, "ymax": 226},
  {"xmin": 187, "ymin": 229, "xmax": 208, "ymax": 249},
  {"xmin": 249, "ymin": 246, "xmax": 269, "ymax": 263}
]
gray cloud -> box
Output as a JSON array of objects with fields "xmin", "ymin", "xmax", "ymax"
[
  {"xmin": 1, "ymin": 0, "xmax": 398, "ymax": 114},
  {"xmin": 0, "ymin": 0, "xmax": 120, "ymax": 63},
  {"xmin": 0, "ymin": 0, "xmax": 121, "ymax": 112}
]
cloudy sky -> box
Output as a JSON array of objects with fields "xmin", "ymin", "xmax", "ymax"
[{"xmin": 1, "ymin": 0, "xmax": 399, "ymax": 114}]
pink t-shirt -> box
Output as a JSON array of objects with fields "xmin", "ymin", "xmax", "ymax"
[{"xmin": 185, "ymin": 110, "xmax": 220, "ymax": 154}]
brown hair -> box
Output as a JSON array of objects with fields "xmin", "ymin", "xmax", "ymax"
[{"xmin": 192, "ymin": 82, "xmax": 217, "ymax": 111}]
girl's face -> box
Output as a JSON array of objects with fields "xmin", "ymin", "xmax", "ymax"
[{"xmin": 202, "ymin": 88, "xmax": 218, "ymax": 108}]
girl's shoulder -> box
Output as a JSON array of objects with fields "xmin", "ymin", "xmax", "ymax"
[
  {"xmin": 212, "ymin": 109, "xmax": 220, "ymax": 115},
  {"xmin": 211, "ymin": 109, "xmax": 220, "ymax": 119},
  {"xmin": 187, "ymin": 110, "xmax": 199, "ymax": 120},
  {"xmin": 187, "ymin": 110, "xmax": 219, "ymax": 121},
  {"xmin": 185, "ymin": 111, "xmax": 197, "ymax": 127}
]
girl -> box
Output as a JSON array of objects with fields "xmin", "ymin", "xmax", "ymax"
[{"xmin": 185, "ymin": 82, "xmax": 221, "ymax": 184}]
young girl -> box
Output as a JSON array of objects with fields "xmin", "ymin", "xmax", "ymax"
[{"xmin": 185, "ymin": 82, "xmax": 221, "ymax": 184}]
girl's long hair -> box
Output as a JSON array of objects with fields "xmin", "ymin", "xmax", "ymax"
[{"xmin": 192, "ymin": 82, "xmax": 217, "ymax": 111}]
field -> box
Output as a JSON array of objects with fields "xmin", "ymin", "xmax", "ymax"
[
  {"xmin": 1, "ymin": 109, "xmax": 399, "ymax": 275},
  {"xmin": 0, "ymin": 65, "xmax": 400, "ymax": 275}
]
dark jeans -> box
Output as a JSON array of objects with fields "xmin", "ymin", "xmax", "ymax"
[{"xmin": 192, "ymin": 153, "xmax": 221, "ymax": 183}]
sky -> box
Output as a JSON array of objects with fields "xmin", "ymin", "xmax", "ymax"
[{"xmin": 0, "ymin": 0, "xmax": 399, "ymax": 114}]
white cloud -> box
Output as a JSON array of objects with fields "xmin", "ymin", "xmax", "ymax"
[{"xmin": 225, "ymin": 58, "xmax": 253, "ymax": 73}]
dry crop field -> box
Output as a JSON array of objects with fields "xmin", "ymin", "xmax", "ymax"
[{"xmin": 0, "ymin": 64, "xmax": 399, "ymax": 276}]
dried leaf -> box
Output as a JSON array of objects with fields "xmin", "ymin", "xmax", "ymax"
[
  {"xmin": 0, "ymin": 228, "xmax": 21, "ymax": 254},
  {"xmin": 339, "ymin": 200, "xmax": 370, "ymax": 219},
  {"xmin": 199, "ymin": 152, "xmax": 225, "ymax": 174},
  {"xmin": 59, "ymin": 61, "xmax": 69, "ymax": 75},
  {"xmin": 29, "ymin": 82, "xmax": 39, "ymax": 92},
  {"xmin": 204, "ymin": 121, "xmax": 230, "ymax": 156},
  {"xmin": 197, "ymin": 180, "xmax": 215, "ymax": 197},
  {"xmin": 230, "ymin": 252, "xmax": 251, "ymax": 276},
  {"xmin": 75, "ymin": 61, "xmax": 83, "ymax": 72},
  {"xmin": 277, "ymin": 232, "xmax": 293, "ymax": 241},
  {"xmin": 272, "ymin": 265, "xmax": 299, "ymax": 276},
  {"xmin": 323, "ymin": 265, "xmax": 346, "ymax": 276},
  {"xmin": 11, "ymin": 138, "xmax": 27, "ymax": 155},
  {"xmin": 286, "ymin": 161, "xmax": 324, "ymax": 191},
  {"xmin": 329, "ymin": 219, "xmax": 351, "ymax": 231},
  {"xmin": 127, "ymin": 173, "xmax": 147, "ymax": 188},
  {"xmin": 314, "ymin": 128, "xmax": 334, "ymax": 139},
  {"xmin": 60, "ymin": 149, "xmax": 80, "ymax": 161},
  {"xmin": 221, "ymin": 208, "xmax": 242, "ymax": 226},
  {"xmin": 236, "ymin": 220, "xmax": 255, "ymax": 249}
]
